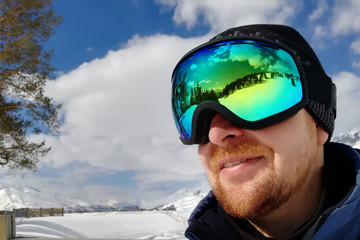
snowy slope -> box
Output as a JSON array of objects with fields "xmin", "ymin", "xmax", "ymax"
[
  {"xmin": 0, "ymin": 184, "xmax": 207, "ymax": 215},
  {"xmin": 149, "ymin": 189, "xmax": 207, "ymax": 224},
  {"xmin": 333, "ymin": 127, "xmax": 360, "ymax": 149},
  {"xmin": 165, "ymin": 191, "xmax": 207, "ymax": 225},
  {"xmin": 0, "ymin": 185, "xmax": 104, "ymax": 211}
]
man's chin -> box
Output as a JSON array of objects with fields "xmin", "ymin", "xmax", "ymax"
[{"xmin": 212, "ymin": 177, "xmax": 287, "ymax": 220}]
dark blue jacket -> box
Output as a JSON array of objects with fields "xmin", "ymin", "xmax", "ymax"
[{"xmin": 185, "ymin": 143, "xmax": 360, "ymax": 240}]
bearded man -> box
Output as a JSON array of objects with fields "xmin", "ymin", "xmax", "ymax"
[{"xmin": 170, "ymin": 24, "xmax": 360, "ymax": 239}]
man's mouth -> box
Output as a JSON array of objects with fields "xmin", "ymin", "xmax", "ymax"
[{"xmin": 221, "ymin": 156, "xmax": 263, "ymax": 169}]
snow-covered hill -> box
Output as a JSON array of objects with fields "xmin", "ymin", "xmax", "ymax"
[
  {"xmin": 0, "ymin": 184, "xmax": 94, "ymax": 211},
  {"xmin": 0, "ymin": 184, "xmax": 208, "ymax": 217},
  {"xmin": 0, "ymin": 184, "xmax": 143, "ymax": 212},
  {"xmin": 333, "ymin": 127, "xmax": 360, "ymax": 149},
  {"xmin": 141, "ymin": 188, "xmax": 207, "ymax": 224},
  {"xmin": 0, "ymin": 183, "xmax": 207, "ymax": 214}
]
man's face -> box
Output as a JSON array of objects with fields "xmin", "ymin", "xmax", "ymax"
[{"xmin": 198, "ymin": 109, "xmax": 326, "ymax": 220}]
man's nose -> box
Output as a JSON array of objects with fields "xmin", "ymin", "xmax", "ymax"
[{"xmin": 208, "ymin": 113, "xmax": 245, "ymax": 147}]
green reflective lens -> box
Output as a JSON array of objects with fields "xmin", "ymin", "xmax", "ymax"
[{"xmin": 172, "ymin": 40, "xmax": 303, "ymax": 140}]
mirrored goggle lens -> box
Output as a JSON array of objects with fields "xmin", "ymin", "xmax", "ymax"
[{"xmin": 171, "ymin": 40, "xmax": 303, "ymax": 140}]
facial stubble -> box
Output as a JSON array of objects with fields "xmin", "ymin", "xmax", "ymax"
[{"xmin": 209, "ymin": 142, "xmax": 313, "ymax": 220}]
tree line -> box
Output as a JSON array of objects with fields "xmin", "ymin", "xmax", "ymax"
[{"xmin": 189, "ymin": 71, "xmax": 299, "ymax": 106}]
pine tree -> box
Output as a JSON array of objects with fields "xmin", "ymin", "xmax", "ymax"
[{"xmin": 0, "ymin": 0, "xmax": 62, "ymax": 171}]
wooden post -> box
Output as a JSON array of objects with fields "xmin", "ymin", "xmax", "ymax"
[{"xmin": 0, "ymin": 212, "xmax": 15, "ymax": 240}]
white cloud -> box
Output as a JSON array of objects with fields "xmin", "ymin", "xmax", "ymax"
[
  {"xmin": 310, "ymin": 1, "xmax": 360, "ymax": 70},
  {"xmin": 309, "ymin": 0, "xmax": 329, "ymax": 21},
  {"xmin": 330, "ymin": 0, "xmax": 360, "ymax": 37},
  {"xmin": 37, "ymin": 33, "xmax": 211, "ymax": 201},
  {"xmin": 332, "ymin": 71, "xmax": 360, "ymax": 136},
  {"xmin": 311, "ymin": 0, "xmax": 360, "ymax": 39},
  {"xmin": 351, "ymin": 39, "xmax": 360, "ymax": 55},
  {"xmin": 350, "ymin": 39, "xmax": 360, "ymax": 68},
  {"xmin": 156, "ymin": 0, "xmax": 301, "ymax": 32},
  {"xmin": 352, "ymin": 61, "xmax": 360, "ymax": 69},
  {"xmin": 312, "ymin": 24, "xmax": 328, "ymax": 40}
]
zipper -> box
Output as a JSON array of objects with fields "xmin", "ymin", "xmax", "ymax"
[{"xmin": 301, "ymin": 207, "xmax": 333, "ymax": 240}]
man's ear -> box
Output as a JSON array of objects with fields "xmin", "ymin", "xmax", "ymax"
[{"xmin": 316, "ymin": 125, "xmax": 329, "ymax": 145}]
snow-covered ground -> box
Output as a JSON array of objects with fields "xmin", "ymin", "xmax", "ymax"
[
  {"xmin": 16, "ymin": 211, "xmax": 187, "ymax": 239},
  {"xmin": 14, "ymin": 188, "xmax": 206, "ymax": 239}
]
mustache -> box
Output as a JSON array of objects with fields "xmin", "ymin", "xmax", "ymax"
[{"xmin": 210, "ymin": 142, "xmax": 274, "ymax": 172}]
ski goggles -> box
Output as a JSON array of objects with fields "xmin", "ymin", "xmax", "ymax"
[{"xmin": 171, "ymin": 39, "xmax": 310, "ymax": 145}]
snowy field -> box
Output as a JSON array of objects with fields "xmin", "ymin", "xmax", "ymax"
[
  {"xmin": 1, "ymin": 185, "xmax": 206, "ymax": 239},
  {"xmin": 16, "ymin": 211, "xmax": 188, "ymax": 239}
]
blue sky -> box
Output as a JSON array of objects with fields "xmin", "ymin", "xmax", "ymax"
[
  {"xmin": 2, "ymin": 0, "xmax": 360, "ymax": 205},
  {"xmin": 45, "ymin": 0, "xmax": 209, "ymax": 74}
]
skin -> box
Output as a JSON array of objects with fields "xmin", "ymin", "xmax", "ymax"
[{"xmin": 198, "ymin": 109, "xmax": 329, "ymax": 238}]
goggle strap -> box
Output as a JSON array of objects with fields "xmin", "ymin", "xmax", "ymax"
[
  {"xmin": 304, "ymin": 65, "xmax": 335, "ymax": 111},
  {"xmin": 331, "ymin": 84, "xmax": 337, "ymax": 118}
]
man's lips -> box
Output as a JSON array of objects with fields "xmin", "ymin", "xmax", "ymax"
[{"xmin": 218, "ymin": 155, "xmax": 264, "ymax": 170}]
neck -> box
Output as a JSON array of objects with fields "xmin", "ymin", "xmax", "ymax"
[{"xmin": 248, "ymin": 155, "xmax": 324, "ymax": 238}]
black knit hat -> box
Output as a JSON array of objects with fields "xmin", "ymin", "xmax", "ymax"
[{"xmin": 209, "ymin": 24, "xmax": 336, "ymax": 139}]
